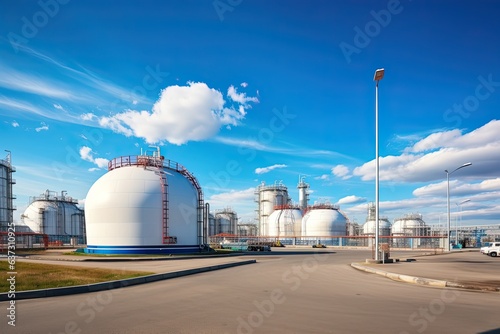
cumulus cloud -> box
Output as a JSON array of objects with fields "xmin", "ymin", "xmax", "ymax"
[
  {"xmin": 314, "ymin": 174, "xmax": 329, "ymax": 181},
  {"xmin": 255, "ymin": 164, "xmax": 287, "ymax": 175},
  {"xmin": 97, "ymin": 82, "xmax": 258, "ymax": 145},
  {"xmin": 240, "ymin": 82, "xmax": 248, "ymax": 88},
  {"xmin": 35, "ymin": 122, "xmax": 49, "ymax": 132},
  {"xmin": 337, "ymin": 195, "xmax": 367, "ymax": 205},
  {"xmin": 11, "ymin": 121, "xmax": 19, "ymax": 127},
  {"xmin": 332, "ymin": 164, "xmax": 351, "ymax": 179},
  {"xmin": 79, "ymin": 146, "xmax": 108, "ymax": 169},
  {"xmin": 353, "ymin": 120, "xmax": 500, "ymax": 182}
]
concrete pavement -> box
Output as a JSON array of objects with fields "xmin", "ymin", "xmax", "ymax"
[{"xmin": 351, "ymin": 250, "xmax": 500, "ymax": 292}]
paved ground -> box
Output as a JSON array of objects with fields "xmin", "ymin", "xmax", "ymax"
[
  {"xmin": 1, "ymin": 248, "xmax": 499, "ymax": 334},
  {"xmin": 356, "ymin": 249, "xmax": 500, "ymax": 291}
]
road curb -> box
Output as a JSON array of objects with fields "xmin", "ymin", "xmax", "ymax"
[
  {"xmin": 352, "ymin": 262, "xmax": 472, "ymax": 289},
  {"xmin": 0, "ymin": 259, "xmax": 257, "ymax": 301}
]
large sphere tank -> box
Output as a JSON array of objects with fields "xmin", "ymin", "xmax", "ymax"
[
  {"xmin": 84, "ymin": 154, "xmax": 203, "ymax": 254},
  {"xmin": 302, "ymin": 204, "xmax": 347, "ymax": 237},
  {"xmin": 362, "ymin": 220, "xmax": 392, "ymax": 236},
  {"xmin": 267, "ymin": 207, "xmax": 302, "ymax": 237}
]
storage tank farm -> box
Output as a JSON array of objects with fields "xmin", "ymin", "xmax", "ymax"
[
  {"xmin": 84, "ymin": 148, "xmax": 205, "ymax": 254},
  {"xmin": 362, "ymin": 202, "xmax": 391, "ymax": 246},
  {"xmin": 392, "ymin": 213, "xmax": 429, "ymax": 248},
  {"xmin": 22, "ymin": 190, "xmax": 85, "ymax": 243},
  {"xmin": 0, "ymin": 151, "xmax": 16, "ymax": 233}
]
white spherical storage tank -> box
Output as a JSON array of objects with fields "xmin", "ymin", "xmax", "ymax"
[
  {"xmin": 267, "ymin": 208, "xmax": 302, "ymax": 237},
  {"xmin": 302, "ymin": 204, "xmax": 347, "ymax": 237},
  {"xmin": 85, "ymin": 154, "xmax": 204, "ymax": 254},
  {"xmin": 362, "ymin": 219, "xmax": 392, "ymax": 236}
]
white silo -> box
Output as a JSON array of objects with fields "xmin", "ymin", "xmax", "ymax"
[
  {"xmin": 215, "ymin": 208, "xmax": 238, "ymax": 235},
  {"xmin": 22, "ymin": 190, "xmax": 85, "ymax": 240},
  {"xmin": 0, "ymin": 151, "xmax": 16, "ymax": 232},
  {"xmin": 255, "ymin": 181, "xmax": 289, "ymax": 236},
  {"xmin": 302, "ymin": 204, "xmax": 348, "ymax": 245},
  {"xmin": 84, "ymin": 149, "xmax": 204, "ymax": 254},
  {"xmin": 267, "ymin": 206, "xmax": 302, "ymax": 237},
  {"xmin": 392, "ymin": 214, "xmax": 429, "ymax": 248}
]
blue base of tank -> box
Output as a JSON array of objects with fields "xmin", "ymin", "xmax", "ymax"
[{"xmin": 85, "ymin": 245, "xmax": 203, "ymax": 255}]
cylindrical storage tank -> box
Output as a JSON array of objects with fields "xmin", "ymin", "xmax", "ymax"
[
  {"xmin": 0, "ymin": 154, "xmax": 15, "ymax": 232},
  {"xmin": 392, "ymin": 214, "xmax": 428, "ymax": 247},
  {"xmin": 267, "ymin": 208, "xmax": 302, "ymax": 237},
  {"xmin": 215, "ymin": 209, "xmax": 238, "ymax": 235},
  {"xmin": 255, "ymin": 182, "xmax": 289, "ymax": 236},
  {"xmin": 85, "ymin": 154, "xmax": 203, "ymax": 254},
  {"xmin": 302, "ymin": 205, "xmax": 347, "ymax": 242},
  {"xmin": 22, "ymin": 191, "xmax": 85, "ymax": 238},
  {"xmin": 208, "ymin": 213, "xmax": 216, "ymax": 236},
  {"xmin": 237, "ymin": 224, "xmax": 258, "ymax": 236}
]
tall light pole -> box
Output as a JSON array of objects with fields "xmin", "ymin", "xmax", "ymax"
[
  {"xmin": 374, "ymin": 68, "xmax": 384, "ymax": 261},
  {"xmin": 445, "ymin": 162, "xmax": 472, "ymax": 251},
  {"xmin": 456, "ymin": 199, "xmax": 471, "ymax": 246}
]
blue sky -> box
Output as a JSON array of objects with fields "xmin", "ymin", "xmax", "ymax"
[{"xmin": 1, "ymin": 0, "xmax": 499, "ymax": 227}]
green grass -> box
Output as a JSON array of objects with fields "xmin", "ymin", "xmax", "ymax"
[{"xmin": 0, "ymin": 261, "xmax": 153, "ymax": 292}]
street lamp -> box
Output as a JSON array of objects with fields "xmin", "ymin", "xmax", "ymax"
[
  {"xmin": 456, "ymin": 199, "xmax": 471, "ymax": 246},
  {"xmin": 445, "ymin": 162, "xmax": 472, "ymax": 251},
  {"xmin": 373, "ymin": 68, "xmax": 384, "ymax": 261}
]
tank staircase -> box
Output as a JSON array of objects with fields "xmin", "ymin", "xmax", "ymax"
[
  {"xmin": 158, "ymin": 170, "xmax": 176, "ymax": 244},
  {"xmin": 178, "ymin": 167, "xmax": 205, "ymax": 245}
]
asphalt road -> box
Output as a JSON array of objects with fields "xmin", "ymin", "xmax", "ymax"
[{"xmin": 2, "ymin": 249, "xmax": 499, "ymax": 334}]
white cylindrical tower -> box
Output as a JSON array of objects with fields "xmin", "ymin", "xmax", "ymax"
[
  {"xmin": 0, "ymin": 151, "xmax": 16, "ymax": 232},
  {"xmin": 85, "ymin": 152, "xmax": 204, "ymax": 254},
  {"xmin": 255, "ymin": 182, "xmax": 289, "ymax": 236},
  {"xmin": 297, "ymin": 176, "xmax": 309, "ymax": 212},
  {"xmin": 22, "ymin": 190, "xmax": 85, "ymax": 238}
]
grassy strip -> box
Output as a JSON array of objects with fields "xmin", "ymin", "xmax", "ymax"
[{"xmin": 0, "ymin": 261, "xmax": 153, "ymax": 292}]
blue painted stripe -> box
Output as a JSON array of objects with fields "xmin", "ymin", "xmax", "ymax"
[{"xmin": 85, "ymin": 244, "xmax": 202, "ymax": 254}]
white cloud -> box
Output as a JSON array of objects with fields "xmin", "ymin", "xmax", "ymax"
[
  {"xmin": 80, "ymin": 113, "xmax": 96, "ymax": 121},
  {"xmin": 79, "ymin": 146, "xmax": 108, "ymax": 169},
  {"xmin": 255, "ymin": 164, "xmax": 287, "ymax": 175},
  {"xmin": 35, "ymin": 122, "xmax": 49, "ymax": 132},
  {"xmin": 413, "ymin": 178, "xmax": 500, "ymax": 197},
  {"xmin": 331, "ymin": 164, "xmax": 351, "ymax": 179},
  {"xmin": 353, "ymin": 120, "xmax": 500, "ymax": 182},
  {"xmin": 314, "ymin": 174, "xmax": 329, "ymax": 181},
  {"xmin": 12, "ymin": 121, "xmax": 19, "ymax": 127},
  {"xmin": 88, "ymin": 168, "xmax": 100, "ymax": 172},
  {"xmin": 240, "ymin": 82, "xmax": 248, "ymax": 88},
  {"xmin": 337, "ymin": 195, "xmax": 367, "ymax": 205},
  {"xmin": 98, "ymin": 82, "xmax": 258, "ymax": 145},
  {"xmin": 227, "ymin": 85, "xmax": 259, "ymax": 105},
  {"xmin": 53, "ymin": 104, "xmax": 64, "ymax": 110}
]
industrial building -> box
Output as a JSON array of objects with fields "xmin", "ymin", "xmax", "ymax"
[
  {"xmin": 21, "ymin": 190, "xmax": 85, "ymax": 244},
  {"xmin": 0, "ymin": 151, "xmax": 16, "ymax": 233},
  {"xmin": 84, "ymin": 148, "xmax": 205, "ymax": 254}
]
